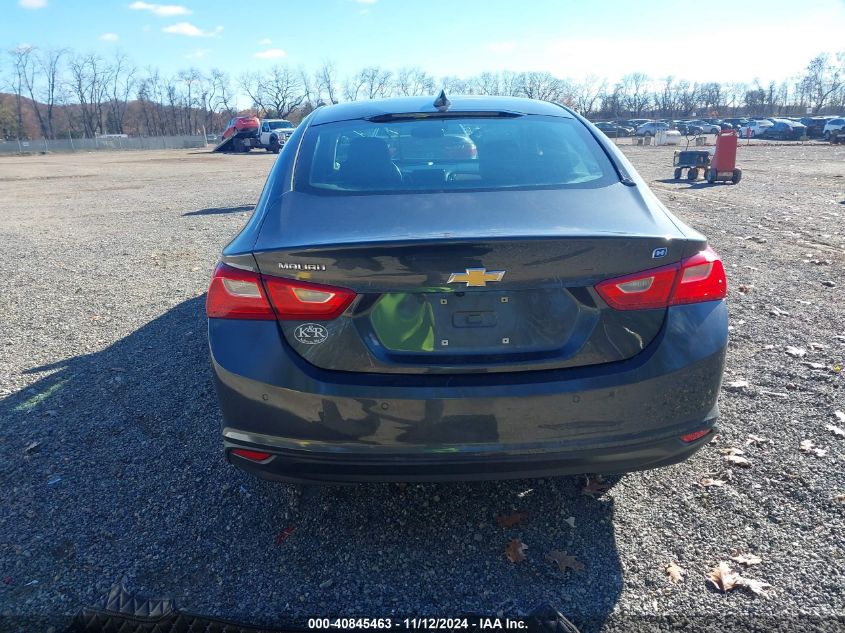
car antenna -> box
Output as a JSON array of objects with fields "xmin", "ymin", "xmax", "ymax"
[{"xmin": 433, "ymin": 89, "xmax": 451, "ymax": 112}]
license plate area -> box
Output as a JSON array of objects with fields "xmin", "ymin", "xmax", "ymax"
[{"xmin": 429, "ymin": 291, "xmax": 522, "ymax": 351}]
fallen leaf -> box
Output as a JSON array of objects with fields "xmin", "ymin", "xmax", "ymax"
[
  {"xmin": 581, "ymin": 474, "xmax": 611, "ymax": 498},
  {"xmin": 799, "ymin": 440, "xmax": 828, "ymax": 457},
  {"xmin": 719, "ymin": 447, "xmax": 745, "ymax": 456},
  {"xmin": 496, "ymin": 511, "xmax": 528, "ymax": 529},
  {"xmin": 699, "ymin": 477, "xmax": 727, "ymax": 487},
  {"xmin": 746, "ymin": 434, "xmax": 770, "ymax": 446},
  {"xmin": 665, "ymin": 562, "xmax": 686, "ymax": 583},
  {"xmin": 706, "ymin": 562, "xmax": 740, "ymax": 592},
  {"xmin": 274, "ymin": 526, "xmax": 295, "ymax": 545},
  {"xmin": 730, "ymin": 548, "xmax": 763, "ymax": 566},
  {"xmin": 738, "ymin": 576, "xmax": 773, "ymax": 596},
  {"xmin": 826, "ymin": 424, "xmax": 845, "ymax": 439},
  {"xmin": 784, "ymin": 346, "xmax": 806, "ymax": 358},
  {"xmin": 759, "ymin": 390, "xmax": 789, "ymax": 399},
  {"xmin": 504, "ymin": 539, "xmax": 527, "ymax": 563},
  {"xmin": 836, "ymin": 494, "xmax": 845, "ymax": 504},
  {"xmin": 802, "ymin": 361, "xmax": 825, "ymax": 369},
  {"xmin": 545, "ymin": 550, "xmax": 585, "ymax": 572},
  {"xmin": 724, "ymin": 454, "xmax": 751, "ymax": 468}
]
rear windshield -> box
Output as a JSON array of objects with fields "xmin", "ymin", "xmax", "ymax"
[
  {"xmin": 268, "ymin": 120, "xmax": 293, "ymax": 130},
  {"xmin": 295, "ymin": 115, "xmax": 617, "ymax": 194}
]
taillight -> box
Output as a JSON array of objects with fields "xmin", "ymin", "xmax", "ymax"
[
  {"xmin": 671, "ymin": 248, "xmax": 727, "ymax": 305},
  {"xmin": 206, "ymin": 263, "xmax": 275, "ymax": 320},
  {"xmin": 262, "ymin": 275, "xmax": 356, "ymax": 320},
  {"xmin": 595, "ymin": 247, "xmax": 726, "ymax": 310},
  {"xmin": 231, "ymin": 448, "xmax": 272, "ymax": 461},
  {"xmin": 205, "ymin": 262, "xmax": 356, "ymax": 321},
  {"xmin": 680, "ymin": 429, "xmax": 711, "ymax": 443}
]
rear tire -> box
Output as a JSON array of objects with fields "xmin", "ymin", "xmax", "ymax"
[
  {"xmin": 270, "ymin": 136, "xmax": 281, "ymax": 154},
  {"xmin": 674, "ymin": 167, "xmax": 682, "ymax": 180},
  {"xmin": 731, "ymin": 169, "xmax": 742, "ymax": 184},
  {"xmin": 687, "ymin": 168, "xmax": 699, "ymax": 181}
]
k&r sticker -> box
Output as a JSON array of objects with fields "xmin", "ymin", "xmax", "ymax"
[{"xmin": 294, "ymin": 323, "xmax": 329, "ymax": 345}]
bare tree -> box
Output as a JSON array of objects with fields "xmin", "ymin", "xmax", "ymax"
[
  {"xmin": 394, "ymin": 67, "xmax": 434, "ymax": 96},
  {"xmin": 618, "ymin": 72, "xmax": 651, "ymax": 116},
  {"xmin": 299, "ymin": 66, "xmax": 315, "ymax": 110},
  {"xmin": 38, "ymin": 48, "xmax": 66, "ymax": 138},
  {"xmin": 520, "ymin": 71, "xmax": 572, "ymax": 103},
  {"xmin": 261, "ymin": 65, "xmax": 305, "ymax": 118},
  {"xmin": 108, "ymin": 53, "xmax": 136, "ymax": 134},
  {"xmin": 9, "ymin": 47, "xmax": 32, "ymax": 139},
  {"xmin": 315, "ymin": 61, "xmax": 338, "ymax": 104},
  {"xmin": 360, "ymin": 67, "xmax": 392, "ymax": 99},
  {"xmin": 239, "ymin": 71, "xmax": 266, "ymax": 116},
  {"xmin": 573, "ymin": 75, "xmax": 607, "ymax": 115},
  {"xmin": 210, "ymin": 69, "xmax": 236, "ymax": 118},
  {"xmin": 801, "ymin": 53, "xmax": 843, "ymax": 113}
]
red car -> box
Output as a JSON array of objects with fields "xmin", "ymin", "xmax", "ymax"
[{"xmin": 221, "ymin": 116, "xmax": 259, "ymax": 141}]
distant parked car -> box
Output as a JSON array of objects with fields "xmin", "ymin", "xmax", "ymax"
[
  {"xmin": 675, "ymin": 121, "xmax": 704, "ymax": 135},
  {"xmin": 722, "ymin": 118, "xmax": 749, "ymax": 130},
  {"xmin": 737, "ymin": 120, "xmax": 774, "ymax": 138},
  {"xmin": 686, "ymin": 120, "xmax": 721, "ymax": 134},
  {"xmin": 594, "ymin": 122, "xmax": 635, "ymax": 137},
  {"xmin": 762, "ymin": 120, "xmax": 807, "ymax": 140},
  {"xmin": 206, "ymin": 133, "xmax": 218, "ymax": 143},
  {"xmin": 615, "ymin": 119, "xmax": 641, "ymax": 130},
  {"xmin": 798, "ymin": 117, "xmax": 835, "ymax": 138},
  {"xmin": 636, "ymin": 121, "xmax": 668, "ymax": 136},
  {"xmin": 629, "ymin": 118, "xmax": 653, "ymax": 128},
  {"xmin": 822, "ymin": 117, "xmax": 845, "ymax": 141},
  {"xmin": 703, "ymin": 119, "xmax": 733, "ymax": 130}
]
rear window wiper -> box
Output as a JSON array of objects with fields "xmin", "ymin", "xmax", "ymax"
[{"xmin": 367, "ymin": 111, "xmax": 524, "ymax": 123}]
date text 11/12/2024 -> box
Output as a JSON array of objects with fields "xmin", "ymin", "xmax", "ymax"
[{"xmin": 307, "ymin": 617, "xmax": 529, "ymax": 630}]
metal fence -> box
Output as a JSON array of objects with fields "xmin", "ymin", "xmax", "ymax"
[{"xmin": 0, "ymin": 135, "xmax": 207, "ymax": 155}]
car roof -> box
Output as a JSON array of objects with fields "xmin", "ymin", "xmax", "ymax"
[{"xmin": 307, "ymin": 95, "xmax": 573, "ymax": 125}]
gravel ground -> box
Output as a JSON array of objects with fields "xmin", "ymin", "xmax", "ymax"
[{"xmin": 0, "ymin": 141, "xmax": 843, "ymax": 633}]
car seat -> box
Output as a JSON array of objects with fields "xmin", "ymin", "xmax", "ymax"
[{"xmin": 340, "ymin": 137, "xmax": 403, "ymax": 188}]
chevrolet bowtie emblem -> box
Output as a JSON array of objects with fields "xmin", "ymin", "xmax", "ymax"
[{"xmin": 447, "ymin": 268, "xmax": 506, "ymax": 287}]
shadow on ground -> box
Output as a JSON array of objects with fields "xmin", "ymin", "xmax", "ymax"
[
  {"xmin": 183, "ymin": 205, "xmax": 254, "ymax": 217},
  {"xmin": 0, "ymin": 298, "xmax": 622, "ymax": 631}
]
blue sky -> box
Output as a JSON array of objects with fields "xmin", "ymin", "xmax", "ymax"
[{"xmin": 5, "ymin": 0, "xmax": 845, "ymax": 87}]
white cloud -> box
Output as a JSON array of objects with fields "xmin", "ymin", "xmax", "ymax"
[
  {"xmin": 162, "ymin": 22, "xmax": 222, "ymax": 37},
  {"xmin": 129, "ymin": 2, "xmax": 191, "ymax": 17},
  {"xmin": 258, "ymin": 38, "xmax": 272, "ymax": 46},
  {"xmin": 19, "ymin": 0, "xmax": 47, "ymax": 8},
  {"xmin": 254, "ymin": 48, "xmax": 287, "ymax": 60},
  {"xmin": 99, "ymin": 32, "xmax": 120, "ymax": 42},
  {"xmin": 487, "ymin": 41, "xmax": 516, "ymax": 53},
  {"xmin": 185, "ymin": 47, "xmax": 210, "ymax": 59}
]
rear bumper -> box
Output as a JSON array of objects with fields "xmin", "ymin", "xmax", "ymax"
[
  {"xmin": 210, "ymin": 301, "xmax": 728, "ymax": 483},
  {"xmin": 225, "ymin": 428, "xmax": 716, "ymax": 483}
]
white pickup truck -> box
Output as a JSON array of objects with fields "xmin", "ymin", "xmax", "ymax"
[{"xmin": 259, "ymin": 119, "xmax": 296, "ymax": 153}]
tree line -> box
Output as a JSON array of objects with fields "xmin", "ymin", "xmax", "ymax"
[{"xmin": 1, "ymin": 46, "xmax": 843, "ymax": 141}]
